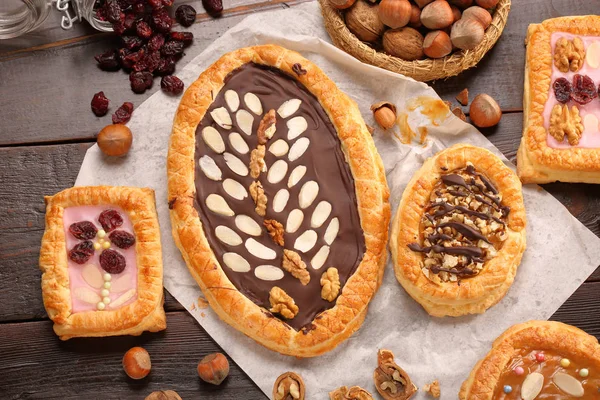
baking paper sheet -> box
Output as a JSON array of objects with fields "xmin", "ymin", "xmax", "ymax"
[{"xmin": 74, "ymin": 3, "xmax": 600, "ymax": 398}]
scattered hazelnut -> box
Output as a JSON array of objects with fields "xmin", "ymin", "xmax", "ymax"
[
  {"xmin": 450, "ymin": 5, "xmax": 461, "ymax": 22},
  {"xmin": 378, "ymin": 0, "xmax": 412, "ymax": 29},
  {"xmin": 383, "ymin": 27, "xmax": 424, "ymax": 60},
  {"xmin": 423, "ymin": 30, "xmax": 453, "ymax": 58},
  {"xmin": 475, "ymin": 0, "xmax": 498, "ymax": 8},
  {"xmin": 123, "ymin": 347, "xmax": 151, "ymax": 380},
  {"xmin": 420, "ymin": 0, "xmax": 454, "ymax": 30},
  {"xmin": 456, "ymin": 88, "xmax": 469, "ymax": 105},
  {"xmin": 329, "ymin": 0, "xmax": 356, "ymax": 10},
  {"xmin": 452, "ymin": 106, "xmax": 467, "ymax": 122},
  {"xmin": 371, "ymin": 101, "xmax": 397, "ymax": 130},
  {"xmin": 470, "ymin": 93, "xmax": 502, "ymax": 127},
  {"xmin": 273, "ymin": 372, "xmax": 306, "ymax": 400},
  {"xmin": 408, "ymin": 4, "xmax": 422, "ymax": 27},
  {"xmin": 97, "ymin": 124, "xmax": 133, "ymax": 157},
  {"xmin": 145, "ymin": 390, "xmax": 182, "ymax": 400},
  {"xmin": 414, "ymin": 0, "xmax": 434, "ymax": 8},
  {"xmin": 462, "ymin": 6, "xmax": 492, "ymax": 29},
  {"xmin": 449, "ymin": 0, "xmax": 473, "ymax": 8},
  {"xmin": 197, "ymin": 352, "xmax": 230, "ymax": 385},
  {"xmin": 450, "ymin": 17, "xmax": 484, "ymax": 50},
  {"xmin": 345, "ymin": 0, "xmax": 385, "ymax": 43}
]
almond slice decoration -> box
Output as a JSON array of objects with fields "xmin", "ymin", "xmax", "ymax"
[
  {"xmin": 273, "ymin": 371, "xmax": 305, "ymax": 400},
  {"xmin": 245, "ymin": 238, "xmax": 277, "ymax": 260},
  {"xmin": 235, "ymin": 215, "xmax": 262, "ymax": 236},
  {"xmin": 210, "ymin": 107, "xmax": 232, "ymax": 130},
  {"xmin": 199, "ymin": 155, "xmax": 222, "ymax": 181},
  {"xmin": 223, "ymin": 178, "xmax": 248, "ymax": 200},
  {"xmin": 294, "ymin": 230, "xmax": 317, "ymax": 253},
  {"xmin": 268, "ymin": 160, "xmax": 289, "ymax": 184},
  {"xmin": 202, "ymin": 126, "xmax": 225, "ymax": 154},
  {"xmin": 288, "ymin": 137, "xmax": 310, "ymax": 162},
  {"xmin": 254, "ymin": 265, "xmax": 284, "ymax": 281},
  {"xmin": 223, "ymin": 152, "xmax": 249, "ymax": 177},
  {"xmin": 298, "ymin": 181, "xmax": 319, "ymax": 209},
  {"xmin": 273, "ymin": 189, "xmax": 290, "ymax": 213},
  {"xmin": 206, "ymin": 194, "xmax": 234, "ymax": 216},
  {"xmin": 224, "ymin": 90, "xmax": 240, "ymax": 112},
  {"xmin": 244, "ymin": 92, "xmax": 263, "ymax": 115},
  {"xmin": 269, "ymin": 139, "xmax": 289, "ymax": 157},
  {"xmin": 288, "ymin": 165, "xmax": 307, "ymax": 188},
  {"xmin": 236, "ymin": 109, "xmax": 254, "ymax": 136},
  {"xmin": 521, "ymin": 372, "xmax": 544, "ymax": 400},
  {"xmin": 215, "ymin": 225, "xmax": 243, "ymax": 246},
  {"xmin": 286, "ymin": 209, "xmax": 304, "ymax": 233},
  {"xmin": 109, "ymin": 288, "xmax": 136, "ymax": 309},
  {"xmin": 228, "ymin": 132, "xmax": 249, "ymax": 154},
  {"xmin": 311, "ymin": 245, "xmax": 330, "ymax": 270},
  {"xmin": 74, "ymin": 287, "xmax": 102, "ymax": 304},
  {"xmin": 287, "ymin": 116, "xmax": 308, "ymax": 140},
  {"xmin": 311, "ymin": 201, "xmax": 332, "ymax": 228},
  {"xmin": 223, "ymin": 252, "xmax": 251, "ymax": 272},
  {"xmin": 324, "ymin": 217, "xmax": 339, "ymax": 245},
  {"xmin": 82, "ymin": 264, "xmax": 103, "ymax": 288},
  {"xmin": 278, "ymin": 99, "xmax": 302, "ymax": 119},
  {"xmin": 373, "ymin": 349, "xmax": 417, "ymax": 400}
]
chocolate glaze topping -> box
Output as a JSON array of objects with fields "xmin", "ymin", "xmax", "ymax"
[{"xmin": 193, "ymin": 63, "xmax": 365, "ymax": 330}]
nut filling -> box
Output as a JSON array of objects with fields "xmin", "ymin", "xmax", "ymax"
[
  {"xmin": 373, "ymin": 349, "xmax": 417, "ymax": 400},
  {"xmin": 408, "ymin": 164, "xmax": 510, "ymax": 283}
]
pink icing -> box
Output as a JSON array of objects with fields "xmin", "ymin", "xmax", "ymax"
[
  {"xmin": 544, "ymin": 32, "xmax": 600, "ymax": 149},
  {"xmin": 63, "ymin": 205, "xmax": 137, "ymax": 313}
]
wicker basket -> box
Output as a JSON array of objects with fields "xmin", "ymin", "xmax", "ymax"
[{"xmin": 320, "ymin": 0, "xmax": 511, "ymax": 82}]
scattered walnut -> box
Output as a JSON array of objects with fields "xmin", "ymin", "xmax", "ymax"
[
  {"xmin": 373, "ymin": 349, "xmax": 417, "ymax": 400},
  {"xmin": 329, "ymin": 386, "xmax": 375, "ymax": 400},
  {"xmin": 554, "ymin": 36, "xmax": 585, "ymax": 73},
  {"xmin": 273, "ymin": 372, "xmax": 305, "ymax": 400},
  {"xmin": 269, "ymin": 286, "xmax": 299, "ymax": 319},
  {"xmin": 423, "ymin": 380, "xmax": 440, "ymax": 398},
  {"xmin": 250, "ymin": 145, "xmax": 266, "ymax": 178},
  {"xmin": 264, "ymin": 219, "xmax": 285, "ymax": 246},
  {"xmin": 549, "ymin": 104, "xmax": 584, "ymax": 145},
  {"xmin": 320, "ymin": 267, "xmax": 340, "ymax": 302},
  {"xmin": 282, "ymin": 249, "xmax": 310, "ymax": 285},
  {"xmin": 257, "ymin": 109, "xmax": 277, "ymax": 144},
  {"xmin": 249, "ymin": 180, "xmax": 267, "ymax": 216}
]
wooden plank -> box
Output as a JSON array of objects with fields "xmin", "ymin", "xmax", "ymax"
[
  {"xmin": 550, "ymin": 281, "xmax": 600, "ymax": 338},
  {"xmin": 0, "ymin": 311, "xmax": 266, "ymax": 399}
]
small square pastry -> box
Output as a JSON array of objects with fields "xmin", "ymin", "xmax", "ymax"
[
  {"xmin": 519, "ymin": 16, "xmax": 600, "ymax": 183},
  {"xmin": 39, "ymin": 186, "xmax": 166, "ymax": 339}
]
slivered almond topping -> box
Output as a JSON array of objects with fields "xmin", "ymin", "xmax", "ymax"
[
  {"xmin": 278, "ymin": 99, "xmax": 302, "ymax": 119},
  {"xmin": 288, "ymin": 165, "xmax": 307, "ymax": 188},
  {"xmin": 206, "ymin": 194, "xmax": 234, "ymax": 216},
  {"xmin": 264, "ymin": 219, "xmax": 285, "ymax": 246},
  {"xmin": 244, "ymin": 92, "xmax": 263, "ymax": 115},
  {"xmin": 223, "ymin": 178, "xmax": 248, "ymax": 200},
  {"xmin": 228, "ymin": 132, "xmax": 249, "ymax": 154},
  {"xmin": 224, "ymin": 90, "xmax": 240, "ymax": 112},
  {"xmin": 254, "ymin": 265, "xmax": 284, "ymax": 281},
  {"xmin": 273, "ymin": 189, "xmax": 290, "ymax": 213},
  {"xmin": 82, "ymin": 264, "xmax": 103, "ymax": 288},
  {"xmin": 245, "ymin": 238, "xmax": 276, "ymax": 260},
  {"xmin": 215, "ymin": 225, "xmax": 243, "ymax": 246},
  {"xmin": 199, "ymin": 155, "xmax": 222, "ymax": 181},
  {"xmin": 269, "ymin": 139, "xmax": 289, "ymax": 157},
  {"xmin": 268, "ymin": 160, "xmax": 288, "ymax": 184},
  {"xmin": 311, "ymin": 245, "xmax": 330, "ymax": 270},
  {"xmin": 223, "ymin": 252, "xmax": 251, "ymax": 272},
  {"xmin": 235, "ymin": 215, "xmax": 262, "ymax": 236},
  {"xmin": 286, "ymin": 209, "xmax": 304, "ymax": 233},
  {"xmin": 223, "ymin": 152, "xmax": 248, "ymax": 176},
  {"xmin": 287, "ymin": 116, "xmax": 308, "ymax": 140},
  {"xmin": 202, "ymin": 126, "xmax": 226, "ymax": 154},
  {"xmin": 236, "ymin": 109, "xmax": 254, "ymax": 135},
  {"xmin": 282, "ymin": 249, "xmax": 310, "ymax": 285},
  {"xmin": 311, "ymin": 201, "xmax": 332, "ymax": 228},
  {"xmin": 288, "ymin": 137, "xmax": 310, "ymax": 162},
  {"xmin": 210, "ymin": 107, "xmax": 232, "ymax": 129}
]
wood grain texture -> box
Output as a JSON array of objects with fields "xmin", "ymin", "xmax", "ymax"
[{"xmin": 0, "ymin": 311, "xmax": 266, "ymax": 400}]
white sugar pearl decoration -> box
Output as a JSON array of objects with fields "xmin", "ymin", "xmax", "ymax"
[
  {"xmin": 102, "ymin": 241, "xmax": 111, "ymax": 249},
  {"xmin": 104, "ymin": 282, "xmax": 112, "ymax": 290},
  {"xmin": 96, "ymin": 302, "xmax": 106, "ymax": 310},
  {"xmin": 93, "ymin": 242, "xmax": 101, "ymax": 250},
  {"xmin": 103, "ymin": 273, "xmax": 112, "ymax": 281},
  {"xmin": 103, "ymin": 297, "xmax": 111, "ymax": 304},
  {"xmin": 97, "ymin": 229, "xmax": 106, "ymax": 238},
  {"xmin": 101, "ymin": 289, "xmax": 110, "ymax": 297}
]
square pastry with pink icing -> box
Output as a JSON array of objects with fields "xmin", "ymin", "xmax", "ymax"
[
  {"xmin": 518, "ymin": 16, "xmax": 600, "ymax": 184},
  {"xmin": 39, "ymin": 186, "xmax": 166, "ymax": 339}
]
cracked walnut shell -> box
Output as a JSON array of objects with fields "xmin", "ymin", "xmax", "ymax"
[
  {"xmin": 554, "ymin": 37, "xmax": 585, "ymax": 73},
  {"xmin": 330, "ymin": 386, "xmax": 375, "ymax": 400},
  {"xmin": 249, "ymin": 180, "xmax": 267, "ymax": 216},
  {"xmin": 549, "ymin": 104, "xmax": 583, "ymax": 145},
  {"xmin": 269, "ymin": 286, "xmax": 299, "ymax": 319},
  {"xmin": 282, "ymin": 249, "xmax": 310, "ymax": 285},
  {"xmin": 374, "ymin": 349, "xmax": 417, "ymax": 400},
  {"xmin": 320, "ymin": 267, "xmax": 340, "ymax": 302},
  {"xmin": 273, "ymin": 371, "xmax": 305, "ymax": 400}
]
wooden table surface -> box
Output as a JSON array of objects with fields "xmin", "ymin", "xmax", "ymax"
[{"xmin": 1, "ymin": 0, "xmax": 600, "ymax": 398}]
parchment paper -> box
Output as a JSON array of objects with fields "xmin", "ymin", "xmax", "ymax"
[{"xmin": 75, "ymin": 3, "xmax": 600, "ymax": 398}]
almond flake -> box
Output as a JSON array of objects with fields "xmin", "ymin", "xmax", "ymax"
[
  {"xmin": 521, "ymin": 372, "xmax": 544, "ymax": 400},
  {"xmin": 299, "ymin": 180, "xmax": 319, "ymax": 209},
  {"xmin": 74, "ymin": 287, "xmax": 101, "ymax": 304},
  {"xmin": 288, "ymin": 137, "xmax": 310, "ymax": 162},
  {"xmin": 273, "ymin": 189, "xmax": 290, "ymax": 213},
  {"xmin": 244, "ymin": 92, "xmax": 263, "ymax": 115},
  {"xmin": 82, "ymin": 264, "xmax": 103, "ymax": 289},
  {"xmin": 199, "ymin": 155, "xmax": 222, "ymax": 181},
  {"xmin": 287, "ymin": 165, "xmax": 307, "ymax": 188},
  {"xmin": 586, "ymin": 41, "xmax": 600, "ymax": 69},
  {"xmin": 236, "ymin": 109, "xmax": 254, "ymax": 136},
  {"xmin": 109, "ymin": 274, "xmax": 130, "ymax": 293},
  {"xmin": 311, "ymin": 201, "xmax": 332, "ymax": 228},
  {"xmin": 206, "ymin": 194, "xmax": 234, "ymax": 216},
  {"xmin": 553, "ymin": 373, "xmax": 584, "ymax": 397},
  {"xmin": 224, "ymin": 90, "xmax": 240, "ymax": 112},
  {"xmin": 228, "ymin": 132, "xmax": 249, "ymax": 154},
  {"xmin": 223, "ymin": 152, "xmax": 248, "ymax": 176},
  {"xmin": 269, "ymin": 139, "xmax": 289, "ymax": 157},
  {"xmin": 210, "ymin": 107, "xmax": 232, "ymax": 130},
  {"xmin": 294, "ymin": 230, "xmax": 318, "ymax": 253},
  {"xmin": 287, "ymin": 116, "xmax": 308, "ymax": 140},
  {"xmin": 109, "ymin": 288, "xmax": 136, "ymax": 309},
  {"xmin": 311, "ymin": 245, "xmax": 330, "ymax": 270},
  {"xmin": 286, "ymin": 209, "xmax": 304, "ymax": 233},
  {"xmin": 215, "ymin": 225, "xmax": 243, "ymax": 246},
  {"xmin": 254, "ymin": 265, "xmax": 284, "ymax": 281},
  {"xmin": 267, "ymin": 159, "xmax": 288, "ymax": 184},
  {"xmin": 202, "ymin": 126, "xmax": 225, "ymax": 154},
  {"xmin": 277, "ymin": 99, "xmax": 302, "ymax": 118},
  {"xmin": 245, "ymin": 238, "xmax": 277, "ymax": 260},
  {"xmin": 324, "ymin": 217, "xmax": 339, "ymax": 245},
  {"xmin": 223, "ymin": 252, "xmax": 251, "ymax": 272},
  {"xmin": 223, "ymin": 178, "xmax": 248, "ymax": 200},
  {"xmin": 235, "ymin": 215, "xmax": 262, "ymax": 236}
]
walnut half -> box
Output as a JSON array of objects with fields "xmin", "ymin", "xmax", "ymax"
[
  {"xmin": 250, "ymin": 145, "xmax": 266, "ymax": 179},
  {"xmin": 257, "ymin": 109, "xmax": 277, "ymax": 144},
  {"xmin": 273, "ymin": 371, "xmax": 305, "ymax": 400},
  {"xmin": 549, "ymin": 104, "xmax": 584, "ymax": 145},
  {"xmin": 269, "ymin": 286, "xmax": 298, "ymax": 319},
  {"xmin": 423, "ymin": 380, "xmax": 440, "ymax": 398},
  {"xmin": 320, "ymin": 267, "xmax": 340, "ymax": 302},
  {"xmin": 554, "ymin": 37, "xmax": 585, "ymax": 73},
  {"xmin": 264, "ymin": 219, "xmax": 285, "ymax": 246},
  {"xmin": 373, "ymin": 349, "xmax": 417, "ymax": 400},
  {"xmin": 282, "ymin": 249, "xmax": 310, "ymax": 285},
  {"xmin": 329, "ymin": 386, "xmax": 375, "ymax": 400},
  {"xmin": 249, "ymin": 180, "xmax": 267, "ymax": 216}
]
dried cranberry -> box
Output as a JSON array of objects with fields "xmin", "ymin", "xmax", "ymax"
[
  {"xmin": 112, "ymin": 21, "xmax": 127, "ymax": 36},
  {"xmin": 132, "ymin": 1, "xmax": 145, "ymax": 13},
  {"xmin": 175, "ymin": 5, "xmax": 196, "ymax": 27},
  {"xmin": 202, "ymin": 0, "xmax": 223, "ymax": 16},
  {"xmin": 162, "ymin": 0, "xmax": 174, "ymax": 6},
  {"xmin": 91, "ymin": 91, "xmax": 110, "ymax": 117},
  {"xmin": 147, "ymin": 34, "xmax": 165, "ymax": 52},
  {"xmin": 117, "ymin": 0, "xmax": 135, "ymax": 9},
  {"xmin": 134, "ymin": 50, "xmax": 160, "ymax": 73},
  {"xmin": 98, "ymin": 209, "xmax": 124, "ymax": 231},
  {"xmin": 105, "ymin": 0, "xmax": 124, "ymax": 23},
  {"xmin": 136, "ymin": 20, "xmax": 152, "ymax": 39},
  {"xmin": 112, "ymin": 102, "xmax": 134, "ymax": 124},
  {"xmin": 94, "ymin": 49, "xmax": 120, "ymax": 71},
  {"xmin": 161, "ymin": 40, "xmax": 184, "ymax": 57},
  {"xmin": 148, "ymin": 0, "xmax": 164, "ymax": 9},
  {"xmin": 130, "ymin": 71, "xmax": 154, "ymax": 93},
  {"xmin": 169, "ymin": 31, "xmax": 193, "ymax": 46},
  {"xmin": 152, "ymin": 8, "xmax": 172, "ymax": 33},
  {"xmin": 123, "ymin": 12, "xmax": 137, "ymax": 30},
  {"xmin": 95, "ymin": 6, "xmax": 107, "ymax": 21},
  {"xmin": 161, "ymin": 75, "xmax": 184, "ymax": 95},
  {"xmin": 109, "ymin": 230, "xmax": 136, "ymax": 249},
  {"xmin": 120, "ymin": 48, "xmax": 144, "ymax": 70},
  {"xmin": 69, "ymin": 221, "xmax": 99, "ymax": 240},
  {"xmin": 69, "ymin": 241, "xmax": 95, "ymax": 264},
  {"xmin": 155, "ymin": 56, "xmax": 175, "ymax": 76},
  {"xmin": 99, "ymin": 249, "xmax": 126, "ymax": 273},
  {"xmin": 571, "ymin": 74, "xmax": 598, "ymax": 105},
  {"xmin": 121, "ymin": 35, "xmax": 143, "ymax": 50},
  {"xmin": 553, "ymin": 78, "xmax": 572, "ymax": 104}
]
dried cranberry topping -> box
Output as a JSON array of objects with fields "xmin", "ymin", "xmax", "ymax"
[
  {"xmin": 91, "ymin": 91, "xmax": 110, "ymax": 117},
  {"xmin": 69, "ymin": 221, "xmax": 99, "ymax": 240},
  {"xmin": 133, "ymin": 1, "xmax": 145, "ymax": 13},
  {"xmin": 109, "ymin": 230, "xmax": 136, "ymax": 249},
  {"xmin": 175, "ymin": 5, "xmax": 196, "ymax": 27},
  {"xmin": 105, "ymin": 0, "xmax": 124, "ymax": 24},
  {"xmin": 98, "ymin": 209, "xmax": 124, "ymax": 232},
  {"xmin": 69, "ymin": 240, "xmax": 95, "ymax": 264},
  {"xmin": 112, "ymin": 102, "xmax": 134, "ymax": 124},
  {"xmin": 148, "ymin": 0, "xmax": 164, "ymax": 9},
  {"xmin": 169, "ymin": 31, "xmax": 193, "ymax": 46},
  {"xmin": 134, "ymin": 50, "xmax": 160, "ymax": 73},
  {"xmin": 112, "ymin": 21, "xmax": 127, "ymax": 36},
  {"xmin": 162, "ymin": 0, "xmax": 174, "ymax": 6},
  {"xmin": 94, "ymin": 49, "xmax": 121, "ymax": 71},
  {"xmin": 123, "ymin": 12, "xmax": 137, "ymax": 30},
  {"xmin": 161, "ymin": 40, "xmax": 184, "ymax": 56},
  {"xmin": 130, "ymin": 71, "xmax": 154, "ymax": 93},
  {"xmin": 148, "ymin": 34, "xmax": 165, "ymax": 52},
  {"xmin": 553, "ymin": 77, "xmax": 572, "ymax": 104},
  {"xmin": 121, "ymin": 35, "xmax": 144, "ymax": 50},
  {"xmin": 202, "ymin": 0, "xmax": 223, "ymax": 16},
  {"xmin": 120, "ymin": 48, "xmax": 144, "ymax": 70},
  {"xmin": 136, "ymin": 20, "xmax": 152, "ymax": 39},
  {"xmin": 571, "ymin": 74, "xmax": 598, "ymax": 105},
  {"xmin": 161, "ymin": 75, "xmax": 184, "ymax": 95},
  {"xmin": 99, "ymin": 249, "xmax": 127, "ymax": 273},
  {"xmin": 155, "ymin": 56, "xmax": 175, "ymax": 76},
  {"xmin": 152, "ymin": 8, "xmax": 172, "ymax": 33}
]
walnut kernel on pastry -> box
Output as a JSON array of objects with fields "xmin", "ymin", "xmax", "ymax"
[
  {"xmin": 282, "ymin": 249, "xmax": 310, "ymax": 285},
  {"xmin": 257, "ymin": 109, "xmax": 277, "ymax": 144},
  {"xmin": 269, "ymin": 286, "xmax": 299, "ymax": 319},
  {"xmin": 374, "ymin": 349, "xmax": 417, "ymax": 400},
  {"xmin": 249, "ymin": 180, "xmax": 267, "ymax": 216},
  {"xmin": 250, "ymin": 145, "xmax": 266, "ymax": 178},
  {"xmin": 320, "ymin": 267, "xmax": 341, "ymax": 302},
  {"xmin": 423, "ymin": 380, "xmax": 440, "ymax": 398},
  {"xmin": 329, "ymin": 386, "xmax": 375, "ymax": 400},
  {"xmin": 549, "ymin": 104, "xmax": 584, "ymax": 145},
  {"xmin": 554, "ymin": 36, "xmax": 585, "ymax": 73},
  {"xmin": 273, "ymin": 371, "xmax": 305, "ymax": 400},
  {"xmin": 264, "ymin": 219, "xmax": 285, "ymax": 246}
]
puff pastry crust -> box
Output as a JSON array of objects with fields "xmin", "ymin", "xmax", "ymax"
[
  {"xmin": 459, "ymin": 320, "xmax": 600, "ymax": 399},
  {"xmin": 167, "ymin": 45, "xmax": 390, "ymax": 357},
  {"xmin": 518, "ymin": 16, "xmax": 600, "ymax": 184},
  {"xmin": 39, "ymin": 186, "xmax": 166, "ymax": 339},
  {"xmin": 390, "ymin": 144, "xmax": 526, "ymax": 317}
]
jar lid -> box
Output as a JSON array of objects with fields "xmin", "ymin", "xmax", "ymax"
[{"xmin": 0, "ymin": 0, "xmax": 50, "ymax": 40}]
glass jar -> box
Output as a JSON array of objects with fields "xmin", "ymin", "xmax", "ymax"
[
  {"xmin": 61, "ymin": 0, "xmax": 112, "ymax": 32},
  {"xmin": 0, "ymin": 0, "xmax": 51, "ymax": 39}
]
